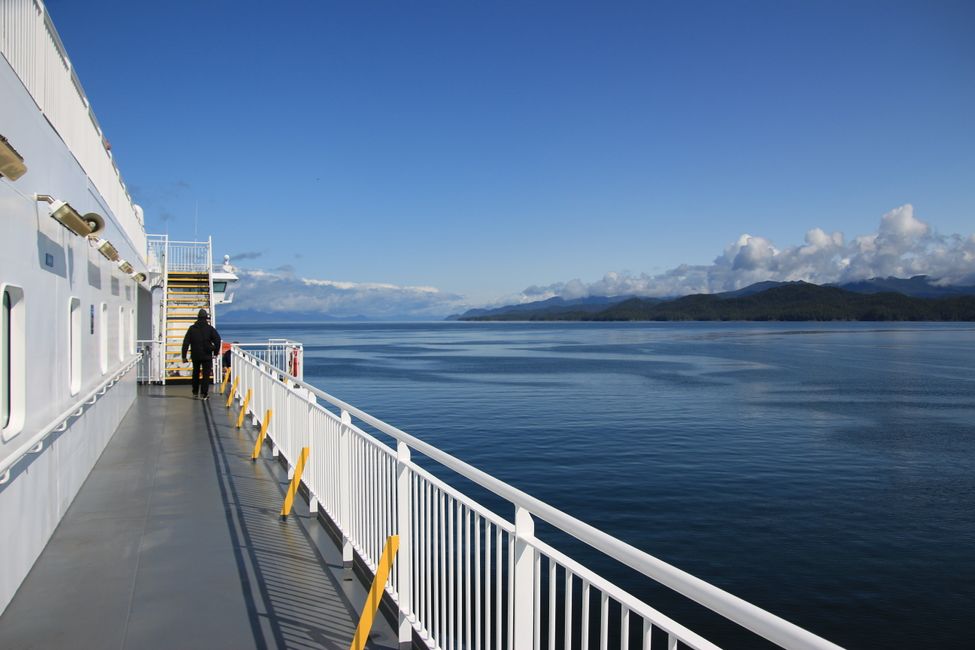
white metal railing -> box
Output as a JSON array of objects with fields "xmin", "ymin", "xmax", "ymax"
[
  {"xmin": 207, "ymin": 236, "xmax": 215, "ymax": 328},
  {"xmin": 0, "ymin": 354, "xmax": 141, "ymax": 486},
  {"xmin": 229, "ymin": 348, "xmax": 841, "ymax": 650},
  {"xmin": 136, "ymin": 339, "xmax": 162, "ymax": 383},
  {"xmin": 165, "ymin": 240, "xmax": 211, "ymax": 272},
  {"xmin": 235, "ymin": 340, "xmax": 304, "ymax": 380},
  {"xmin": 146, "ymin": 233, "xmax": 167, "ymax": 274},
  {"xmin": 0, "ymin": 0, "xmax": 146, "ymax": 256}
]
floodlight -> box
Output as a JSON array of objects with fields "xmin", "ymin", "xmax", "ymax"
[
  {"xmin": 94, "ymin": 238, "xmax": 120, "ymax": 262},
  {"xmin": 0, "ymin": 134, "xmax": 27, "ymax": 180},
  {"xmin": 131, "ymin": 272, "xmax": 147, "ymax": 283},
  {"xmin": 117, "ymin": 260, "xmax": 134, "ymax": 274},
  {"xmin": 35, "ymin": 195, "xmax": 104, "ymax": 236}
]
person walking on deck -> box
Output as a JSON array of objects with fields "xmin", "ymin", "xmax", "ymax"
[{"xmin": 181, "ymin": 309, "xmax": 221, "ymax": 399}]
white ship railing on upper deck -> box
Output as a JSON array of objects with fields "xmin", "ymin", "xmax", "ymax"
[
  {"xmin": 166, "ymin": 240, "xmax": 212, "ymax": 272},
  {"xmin": 235, "ymin": 340, "xmax": 304, "ymax": 381},
  {"xmin": 136, "ymin": 340, "xmax": 162, "ymax": 384},
  {"xmin": 228, "ymin": 346, "xmax": 842, "ymax": 650},
  {"xmin": 0, "ymin": 0, "xmax": 146, "ymax": 257},
  {"xmin": 146, "ymin": 234, "xmax": 167, "ymax": 275}
]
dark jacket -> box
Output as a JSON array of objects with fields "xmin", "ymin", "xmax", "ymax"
[{"xmin": 181, "ymin": 319, "xmax": 221, "ymax": 361}]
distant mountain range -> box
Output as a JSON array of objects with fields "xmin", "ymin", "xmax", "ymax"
[
  {"xmin": 828, "ymin": 275, "xmax": 975, "ymax": 298},
  {"xmin": 445, "ymin": 295, "xmax": 643, "ymax": 321},
  {"xmin": 217, "ymin": 309, "xmax": 370, "ymax": 323},
  {"xmin": 454, "ymin": 276, "xmax": 975, "ymax": 322}
]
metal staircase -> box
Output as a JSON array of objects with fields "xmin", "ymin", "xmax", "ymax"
[
  {"xmin": 164, "ymin": 270, "xmax": 212, "ymax": 381},
  {"xmin": 143, "ymin": 236, "xmax": 216, "ymax": 384}
]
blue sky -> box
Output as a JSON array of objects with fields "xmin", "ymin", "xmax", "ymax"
[{"xmin": 47, "ymin": 1, "xmax": 974, "ymax": 314}]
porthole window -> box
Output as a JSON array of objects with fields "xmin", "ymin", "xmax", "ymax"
[
  {"xmin": 99, "ymin": 302, "xmax": 108, "ymax": 374},
  {"xmin": 118, "ymin": 306, "xmax": 125, "ymax": 361},
  {"xmin": 2, "ymin": 291, "xmax": 10, "ymax": 428},
  {"xmin": 69, "ymin": 297, "xmax": 81, "ymax": 395},
  {"xmin": 1, "ymin": 285, "xmax": 25, "ymax": 441}
]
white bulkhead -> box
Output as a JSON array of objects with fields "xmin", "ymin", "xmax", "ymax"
[{"xmin": 0, "ymin": 0, "xmax": 149, "ymax": 614}]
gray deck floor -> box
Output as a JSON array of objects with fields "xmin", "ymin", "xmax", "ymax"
[{"xmin": 0, "ymin": 384, "xmax": 397, "ymax": 650}]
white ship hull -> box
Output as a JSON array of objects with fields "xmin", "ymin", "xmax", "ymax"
[{"xmin": 0, "ymin": 3, "xmax": 147, "ymax": 612}]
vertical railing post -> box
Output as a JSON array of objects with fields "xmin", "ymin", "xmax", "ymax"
[
  {"xmin": 513, "ymin": 506, "xmax": 536, "ymax": 648},
  {"xmin": 261, "ymin": 356, "xmax": 271, "ymax": 422},
  {"xmin": 396, "ymin": 441, "xmax": 413, "ymax": 649},
  {"xmin": 340, "ymin": 409, "xmax": 354, "ymax": 573},
  {"xmin": 271, "ymin": 373, "xmax": 279, "ymax": 458},
  {"xmin": 286, "ymin": 386, "xmax": 296, "ymax": 479},
  {"xmin": 307, "ymin": 390, "xmax": 318, "ymax": 516}
]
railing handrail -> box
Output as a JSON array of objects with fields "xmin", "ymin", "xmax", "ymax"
[
  {"xmin": 528, "ymin": 534, "xmax": 720, "ymax": 650},
  {"xmin": 165, "ymin": 240, "xmax": 212, "ymax": 247},
  {"xmin": 236, "ymin": 347, "xmax": 841, "ymax": 650},
  {"xmin": 0, "ymin": 354, "xmax": 141, "ymax": 484}
]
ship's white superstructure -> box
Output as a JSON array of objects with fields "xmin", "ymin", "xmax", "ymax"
[{"xmin": 0, "ymin": 0, "xmax": 150, "ymax": 613}]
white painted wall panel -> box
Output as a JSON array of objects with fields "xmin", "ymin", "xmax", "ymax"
[{"xmin": 0, "ymin": 44, "xmax": 141, "ymax": 613}]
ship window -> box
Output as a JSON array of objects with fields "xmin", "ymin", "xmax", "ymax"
[
  {"xmin": 213, "ymin": 281, "xmax": 227, "ymax": 292},
  {"xmin": 130, "ymin": 308, "xmax": 136, "ymax": 354},
  {"xmin": 1, "ymin": 285, "xmax": 25, "ymax": 441},
  {"xmin": 118, "ymin": 306, "xmax": 125, "ymax": 361},
  {"xmin": 69, "ymin": 297, "xmax": 81, "ymax": 395},
  {"xmin": 2, "ymin": 291, "xmax": 10, "ymax": 429},
  {"xmin": 99, "ymin": 302, "xmax": 108, "ymax": 374}
]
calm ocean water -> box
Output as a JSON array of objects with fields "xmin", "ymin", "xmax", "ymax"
[{"xmin": 223, "ymin": 321, "xmax": 975, "ymax": 649}]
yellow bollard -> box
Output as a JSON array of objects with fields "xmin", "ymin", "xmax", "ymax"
[
  {"xmin": 251, "ymin": 409, "xmax": 272, "ymax": 461},
  {"xmin": 280, "ymin": 446, "xmax": 309, "ymax": 518},
  {"xmin": 220, "ymin": 368, "xmax": 231, "ymax": 394},
  {"xmin": 349, "ymin": 535, "xmax": 400, "ymax": 650},
  {"xmin": 236, "ymin": 389, "xmax": 252, "ymax": 429},
  {"xmin": 225, "ymin": 376, "xmax": 239, "ymax": 408}
]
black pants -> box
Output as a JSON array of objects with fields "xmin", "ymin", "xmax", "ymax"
[{"xmin": 192, "ymin": 358, "xmax": 213, "ymax": 396}]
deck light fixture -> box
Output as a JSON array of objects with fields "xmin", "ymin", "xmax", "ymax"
[
  {"xmin": 117, "ymin": 260, "xmax": 134, "ymax": 274},
  {"xmin": 131, "ymin": 272, "xmax": 147, "ymax": 283},
  {"xmin": 35, "ymin": 195, "xmax": 104, "ymax": 237},
  {"xmin": 0, "ymin": 134, "xmax": 27, "ymax": 180},
  {"xmin": 94, "ymin": 238, "xmax": 120, "ymax": 262}
]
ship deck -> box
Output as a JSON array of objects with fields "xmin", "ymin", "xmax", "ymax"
[{"xmin": 0, "ymin": 385, "xmax": 398, "ymax": 650}]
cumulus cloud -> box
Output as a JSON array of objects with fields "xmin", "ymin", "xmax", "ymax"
[
  {"xmin": 521, "ymin": 205, "xmax": 975, "ymax": 301},
  {"xmin": 222, "ymin": 268, "xmax": 467, "ymax": 319}
]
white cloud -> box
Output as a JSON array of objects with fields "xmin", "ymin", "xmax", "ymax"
[
  {"xmin": 223, "ymin": 268, "xmax": 466, "ymax": 319},
  {"xmin": 521, "ymin": 205, "xmax": 975, "ymax": 300},
  {"xmin": 220, "ymin": 205, "xmax": 974, "ymax": 318}
]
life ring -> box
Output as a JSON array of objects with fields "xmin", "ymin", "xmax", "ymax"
[{"xmin": 289, "ymin": 347, "xmax": 300, "ymax": 377}]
